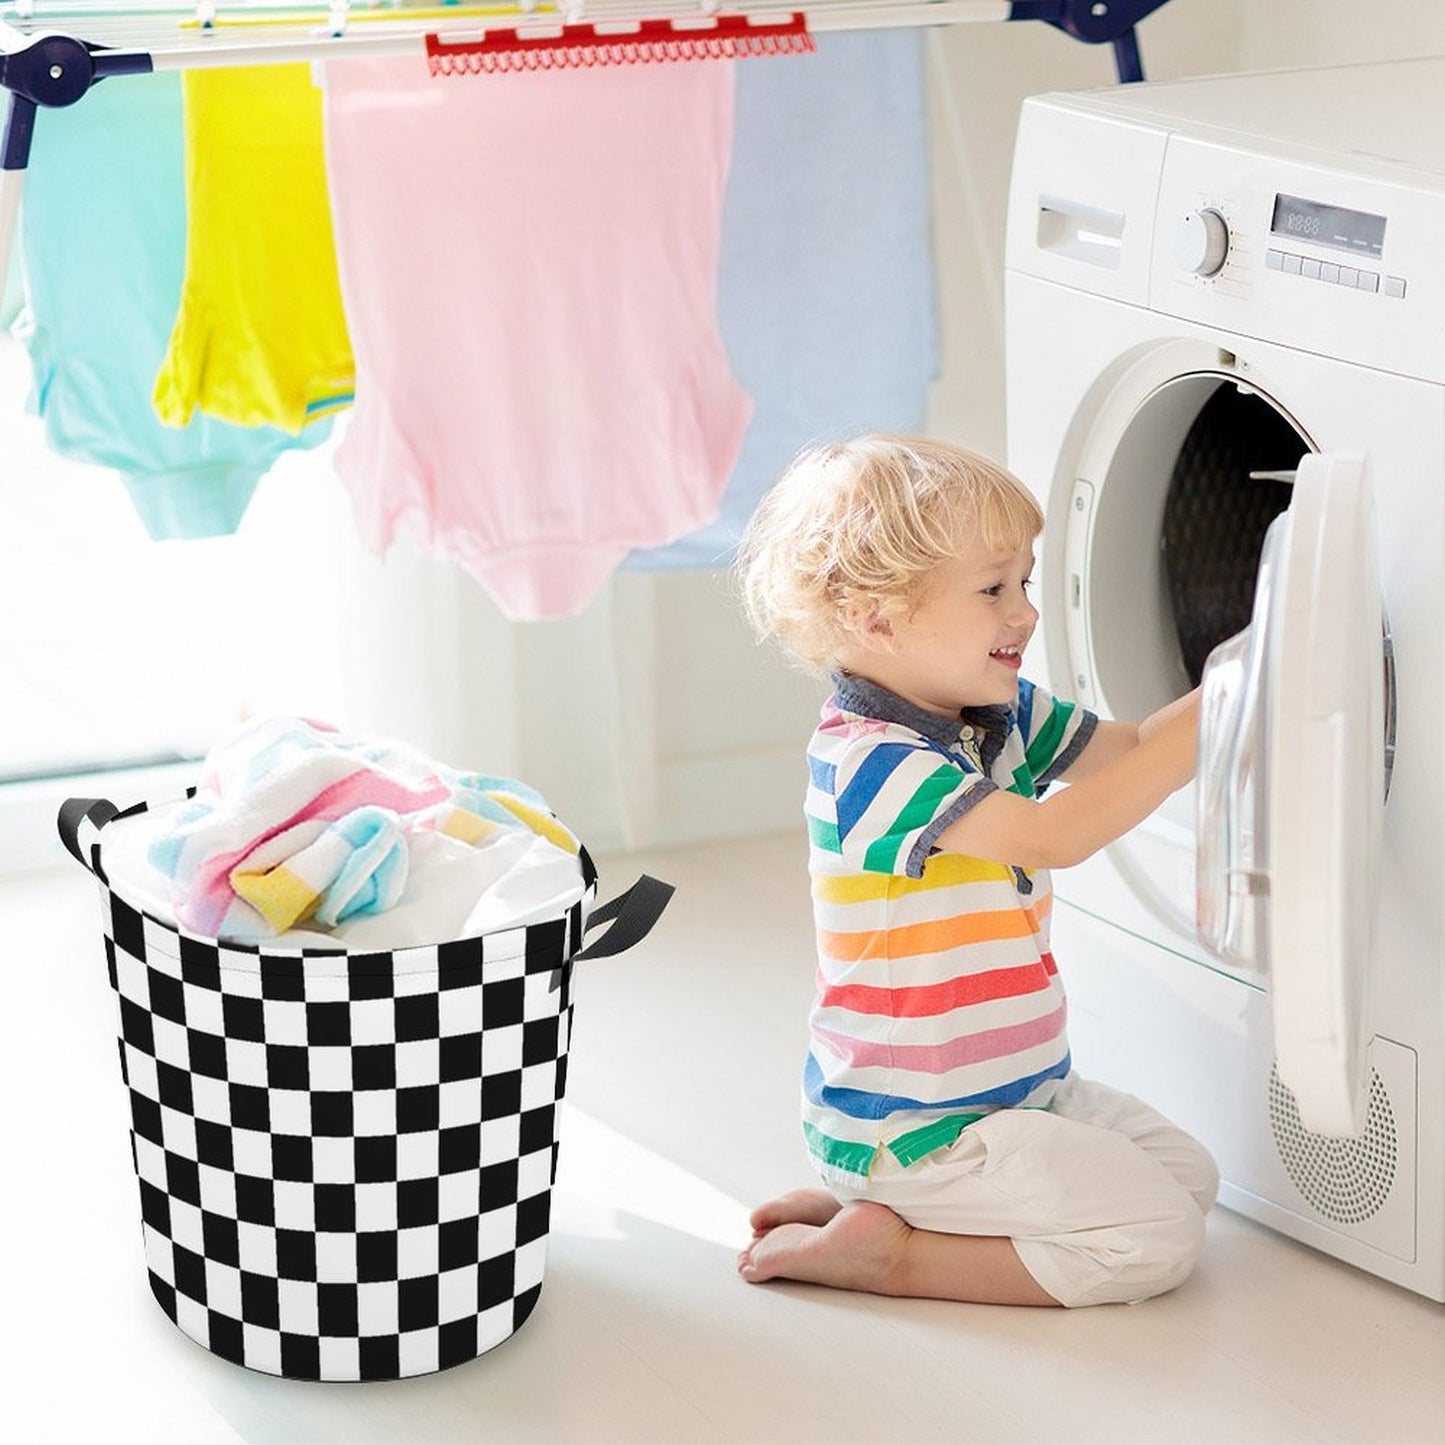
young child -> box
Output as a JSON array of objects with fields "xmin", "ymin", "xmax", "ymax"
[{"xmin": 734, "ymin": 434, "xmax": 1217, "ymax": 1309}]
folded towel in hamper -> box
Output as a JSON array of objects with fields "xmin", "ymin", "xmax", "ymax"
[{"xmin": 139, "ymin": 716, "xmax": 581, "ymax": 943}]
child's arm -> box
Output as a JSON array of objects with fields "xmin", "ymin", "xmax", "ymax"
[
  {"xmin": 1056, "ymin": 687, "xmax": 1201, "ymax": 785},
  {"xmin": 936, "ymin": 689, "xmax": 1200, "ymax": 871}
]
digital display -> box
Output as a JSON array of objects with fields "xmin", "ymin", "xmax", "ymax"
[{"xmin": 1271, "ymin": 193, "xmax": 1386, "ymax": 259}]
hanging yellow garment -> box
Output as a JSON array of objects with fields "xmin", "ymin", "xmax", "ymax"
[{"xmin": 153, "ymin": 64, "xmax": 354, "ymax": 435}]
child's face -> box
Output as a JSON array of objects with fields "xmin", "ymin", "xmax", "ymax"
[{"xmin": 872, "ymin": 537, "xmax": 1039, "ymax": 717}]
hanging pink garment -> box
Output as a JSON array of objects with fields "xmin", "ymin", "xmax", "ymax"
[{"xmin": 321, "ymin": 56, "xmax": 752, "ymax": 620}]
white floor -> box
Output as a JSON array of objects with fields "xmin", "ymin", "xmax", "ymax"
[{"xmin": 7, "ymin": 830, "xmax": 1444, "ymax": 1445}]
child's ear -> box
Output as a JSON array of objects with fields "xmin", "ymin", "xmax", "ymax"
[
  {"xmin": 840, "ymin": 599, "xmax": 898, "ymax": 653},
  {"xmin": 866, "ymin": 613, "xmax": 897, "ymax": 646}
]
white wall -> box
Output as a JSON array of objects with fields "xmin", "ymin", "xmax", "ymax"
[
  {"xmin": 353, "ymin": 0, "xmax": 1445, "ymax": 857},
  {"xmin": 1234, "ymin": 1, "xmax": 1445, "ymax": 71}
]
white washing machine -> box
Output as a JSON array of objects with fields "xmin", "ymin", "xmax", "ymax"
[{"xmin": 1005, "ymin": 57, "xmax": 1445, "ymax": 1300}]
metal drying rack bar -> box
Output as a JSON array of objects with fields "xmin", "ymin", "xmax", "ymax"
[{"xmin": 0, "ymin": 0, "xmax": 1171, "ymax": 333}]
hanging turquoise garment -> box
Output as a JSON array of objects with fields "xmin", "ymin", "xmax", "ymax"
[
  {"xmin": 623, "ymin": 30, "xmax": 939, "ymax": 571},
  {"xmin": 1, "ymin": 227, "xmax": 21, "ymax": 331},
  {"xmin": 12, "ymin": 72, "xmax": 330, "ymax": 540}
]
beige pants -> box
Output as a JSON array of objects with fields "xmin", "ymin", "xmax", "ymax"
[{"xmin": 827, "ymin": 1073, "xmax": 1219, "ymax": 1307}]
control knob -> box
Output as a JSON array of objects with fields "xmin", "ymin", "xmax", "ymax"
[{"xmin": 1174, "ymin": 208, "xmax": 1231, "ymax": 278}]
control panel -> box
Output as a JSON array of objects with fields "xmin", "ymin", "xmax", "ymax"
[
  {"xmin": 1264, "ymin": 247, "xmax": 1405, "ymax": 298},
  {"xmin": 1151, "ymin": 132, "xmax": 1445, "ymax": 382}
]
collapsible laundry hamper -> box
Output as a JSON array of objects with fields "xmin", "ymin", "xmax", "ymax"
[{"xmin": 59, "ymin": 794, "xmax": 673, "ymax": 1382}]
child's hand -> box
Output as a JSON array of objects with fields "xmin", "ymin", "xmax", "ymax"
[
  {"xmin": 1138, "ymin": 686, "xmax": 1201, "ymax": 749},
  {"xmin": 1147, "ymin": 688, "xmax": 1202, "ymax": 789}
]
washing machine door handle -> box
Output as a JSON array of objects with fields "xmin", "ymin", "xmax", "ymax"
[{"xmin": 1258, "ymin": 451, "xmax": 1384, "ymax": 1137}]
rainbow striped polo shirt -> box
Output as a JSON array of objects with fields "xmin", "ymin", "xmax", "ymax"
[{"xmin": 801, "ymin": 672, "xmax": 1098, "ymax": 1182}]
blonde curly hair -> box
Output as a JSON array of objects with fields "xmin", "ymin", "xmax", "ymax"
[{"xmin": 736, "ymin": 434, "xmax": 1044, "ymax": 673}]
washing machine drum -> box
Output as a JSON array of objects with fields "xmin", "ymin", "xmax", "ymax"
[
  {"xmin": 1162, "ymin": 383, "xmax": 1306, "ymax": 685},
  {"xmin": 1072, "ymin": 374, "xmax": 1309, "ymax": 724}
]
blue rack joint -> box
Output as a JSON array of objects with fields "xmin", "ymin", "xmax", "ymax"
[
  {"xmin": 2, "ymin": 33, "xmax": 151, "ymax": 170},
  {"xmin": 1010, "ymin": 0, "xmax": 1175, "ymax": 85}
]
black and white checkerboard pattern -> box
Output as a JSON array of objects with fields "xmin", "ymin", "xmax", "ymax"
[{"xmin": 97, "ymin": 885, "xmax": 588, "ymax": 1381}]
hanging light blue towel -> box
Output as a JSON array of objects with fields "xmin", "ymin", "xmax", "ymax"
[
  {"xmin": 12, "ymin": 72, "xmax": 329, "ymax": 540},
  {"xmin": 624, "ymin": 30, "xmax": 938, "ymax": 571},
  {"xmin": 1, "ymin": 228, "xmax": 21, "ymax": 332}
]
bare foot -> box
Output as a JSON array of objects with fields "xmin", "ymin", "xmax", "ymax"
[
  {"xmin": 738, "ymin": 1200, "xmax": 912, "ymax": 1293},
  {"xmin": 738, "ymin": 1199, "xmax": 1061, "ymax": 1306},
  {"xmin": 748, "ymin": 1188, "xmax": 842, "ymax": 1239}
]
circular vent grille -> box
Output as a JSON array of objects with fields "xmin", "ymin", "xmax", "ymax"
[{"xmin": 1268, "ymin": 1065, "xmax": 1397, "ymax": 1225}]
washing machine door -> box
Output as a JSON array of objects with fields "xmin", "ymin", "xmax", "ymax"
[{"xmin": 1197, "ymin": 451, "xmax": 1385, "ymax": 1137}]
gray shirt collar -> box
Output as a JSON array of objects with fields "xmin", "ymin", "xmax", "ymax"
[{"xmin": 830, "ymin": 671, "xmax": 1014, "ymax": 749}]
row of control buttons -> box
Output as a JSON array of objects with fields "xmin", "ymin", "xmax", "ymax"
[{"xmin": 1266, "ymin": 247, "xmax": 1406, "ymax": 297}]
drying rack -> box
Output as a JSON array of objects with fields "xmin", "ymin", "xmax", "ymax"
[{"xmin": 0, "ymin": 0, "xmax": 1170, "ymax": 304}]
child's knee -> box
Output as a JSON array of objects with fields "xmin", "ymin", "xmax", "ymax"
[
  {"xmin": 1185, "ymin": 1146, "xmax": 1221, "ymax": 1216},
  {"xmin": 1150, "ymin": 1199, "xmax": 1209, "ymax": 1294},
  {"xmin": 1033, "ymin": 1199, "xmax": 1209, "ymax": 1308},
  {"xmin": 1107, "ymin": 1200, "xmax": 1207, "ymax": 1305}
]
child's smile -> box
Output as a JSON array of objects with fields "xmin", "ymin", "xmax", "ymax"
[{"xmin": 853, "ymin": 537, "xmax": 1040, "ymax": 717}]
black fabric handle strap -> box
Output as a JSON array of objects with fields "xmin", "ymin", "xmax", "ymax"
[
  {"xmin": 57, "ymin": 797, "xmax": 120, "ymax": 878},
  {"xmin": 576, "ymin": 875, "xmax": 675, "ymax": 961}
]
